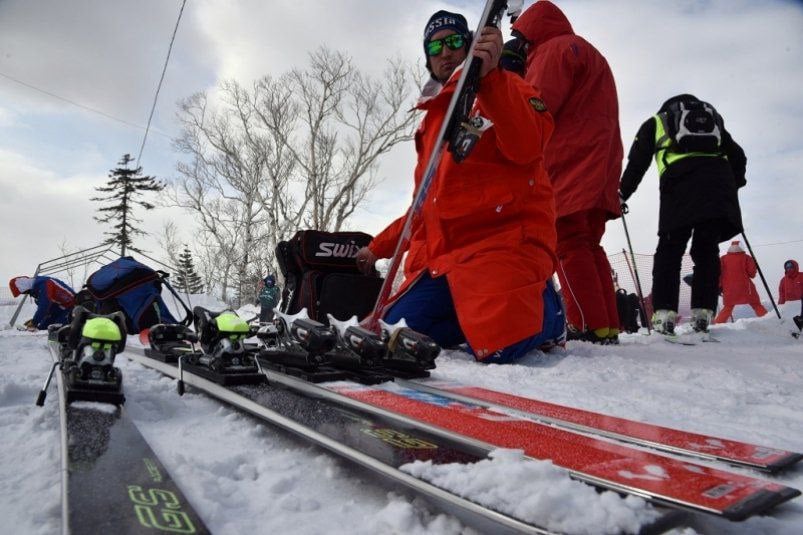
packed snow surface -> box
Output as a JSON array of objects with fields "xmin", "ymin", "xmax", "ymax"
[{"xmin": 1, "ymin": 299, "xmax": 802, "ymax": 534}]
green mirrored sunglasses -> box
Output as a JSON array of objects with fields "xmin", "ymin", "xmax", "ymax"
[{"xmin": 426, "ymin": 34, "xmax": 467, "ymax": 57}]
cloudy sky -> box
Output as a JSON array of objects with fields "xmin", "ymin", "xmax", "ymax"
[{"xmin": 1, "ymin": 0, "xmax": 801, "ymax": 298}]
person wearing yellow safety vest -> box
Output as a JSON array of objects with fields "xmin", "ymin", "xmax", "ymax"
[{"xmin": 619, "ymin": 94, "xmax": 746, "ymax": 335}]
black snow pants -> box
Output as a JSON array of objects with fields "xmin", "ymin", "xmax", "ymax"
[{"xmin": 652, "ymin": 220, "xmax": 724, "ymax": 312}]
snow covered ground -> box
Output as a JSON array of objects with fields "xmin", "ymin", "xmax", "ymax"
[{"xmin": 1, "ymin": 300, "xmax": 802, "ymax": 534}]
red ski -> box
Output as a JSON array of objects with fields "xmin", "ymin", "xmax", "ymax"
[
  {"xmin": 396, "ymin": 379, "xmax": 802, "ymax": 473},
  {"xmin": 320, "ymin": 380, "xmax": 799, "ymax": 521}
]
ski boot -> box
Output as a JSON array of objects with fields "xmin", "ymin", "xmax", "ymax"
[
  {"xmin": 191, "ymin": 307, "xmax": 258, "ymax": 374},
  {"xmin": 651, "ymin": 310, "xmax": 677, "ymax": 336},
  {"xmin": 691, "ymin": 308, "xmax": 714, "ymax": 333},
  {"xmin": 565, "ymin": 325, "xmax": 609, "ymax": 345},
  {"xmin": 792, "ymin": 316, "xmax": 803, "ymax": 339}
]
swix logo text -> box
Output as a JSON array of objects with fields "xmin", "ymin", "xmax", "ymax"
[{"xmin": 316, "ymin": 242, "xmax": 360, "ymax": 258}]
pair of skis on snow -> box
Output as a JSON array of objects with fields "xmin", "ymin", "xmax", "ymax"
[{"xmin": 124, "ymin": 335, "xmax": 801, "ymax": 530}]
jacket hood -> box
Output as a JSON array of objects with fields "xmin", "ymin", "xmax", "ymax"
[
  {"xmin": 784, "ymin": 259, "xmax": 799, "ymax": 275},
  {"xmin": 658, "ymin": 94, "xmax": 699, "ymax": 113},
  {"xmin": 9, "ymin": 276, "xmax": 33, "ymax": 297},
  {"xmin": 727, "ymin": 240, "xmax": 744, "ymax": 254},
  {"xmin": 511, "ymin": 1, "xmax": 574, "ymax": 47}
]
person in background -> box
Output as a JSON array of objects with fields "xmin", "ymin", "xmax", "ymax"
[
  {"xmin": 9, "ymin": 275, "xmax": 75, "ymax": 330},
  {"xmin": 258, "ymin": 275, "xmax": 280, "ymax": 323},
  {"xmin": 619, "ymin": 94, "xmax": 747, "ymax": 335},
  {"xmin": 714, "ymin": 240, "xmax": 767, "ymax": 323},
  {"xmin": 355, "ymin": 10, "xmax": 564, "ymax": 364},
  {"xmin": 778, "ymin": 259, "xmax": 802, "ymax": 305},
  {"xmin": 509, "ymin": 0, "xmax": 623, "ymax": 344}
]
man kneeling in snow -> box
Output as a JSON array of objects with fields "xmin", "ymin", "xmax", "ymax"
[
  {"xmin": 355, "ymin": 10, "xmax": 565, "ymax": 364},
  {"xmin": 9, "ymin": 276, "xmax": 75, "ymax": 330}
]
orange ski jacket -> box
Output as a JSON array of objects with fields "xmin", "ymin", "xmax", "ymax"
[{"xmin": 368, "ymin": 67, "xmax": 557, "ymax": 356}]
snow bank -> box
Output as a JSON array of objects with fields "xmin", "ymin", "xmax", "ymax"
[{"xmin": 1, "ymin": 304, "xmax": 801, "ymax": 533}]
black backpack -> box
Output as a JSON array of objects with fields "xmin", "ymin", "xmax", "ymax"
[
  {"xmin": 662, "ymin": 100, "xmax": 722, "ymax": 153},
  {"xmin": 276, "ymin": 230, "xmax": 383, "ymax": 324},
  {"xmin": 616, "ymin": 289, "xmax": 641, "ymax": 334}
]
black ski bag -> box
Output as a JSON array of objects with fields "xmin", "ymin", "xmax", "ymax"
[{"xmin": 276, "ymin": 230, "xmax": 383, "ymax": 324}]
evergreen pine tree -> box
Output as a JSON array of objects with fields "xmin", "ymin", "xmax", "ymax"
[
  {"xmin": 174, "ymin": 245, "xmax": 204, "ymax": 294},
  {"xmin": 92, "ymin": 154, "xmax": 164, "ymax": 256}
]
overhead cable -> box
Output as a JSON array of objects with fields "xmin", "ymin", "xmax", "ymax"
[{"xmin": 136, "ymin": 0, "xmax": 188, "ymax": 165}]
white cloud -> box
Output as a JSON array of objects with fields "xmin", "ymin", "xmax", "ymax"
[
  {"xmin": 0, "ymin": 0, "xmax": 801, "ymax": 292},
  {"xmin": 0, "ymin": 148, "xmax": 188, "ymax": 278},
  {"xmin": 0, "ymin": 107, "xmax": 14, "ymax": 128},
  {"xmin": 0, "ymin": 149, "xmax": 102, "ymax": 274}
]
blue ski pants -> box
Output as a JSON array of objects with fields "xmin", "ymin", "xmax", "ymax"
[{"xmin": 384, "ymin": 273, "xmax": 565, "ymax": 364}]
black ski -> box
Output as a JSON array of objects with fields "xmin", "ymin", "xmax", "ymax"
[{"xmin": 42, "ymin": 335, "xmax": 208, "ymax": 534}]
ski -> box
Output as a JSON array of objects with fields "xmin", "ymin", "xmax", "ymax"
[
  {"xmin": 299, "ymin": 377, "xmax": 799, "ymax": 521},
  {"xmin": 41, "ymin": 323, "xmax": 208, "ymax": 535},
  {"xmin": 127, "ymin": 318, "xmax": 799, "ymax": 525},
  {"xmin": 255, "ymin": 313, "xmax": 798, "ymax": 519},
  {"xmin": 662, "ymin": 333, "xmax": 697, "ymax": 346},
  {"xmin": 393, "ymin": 378, "xmax": 803, "ymax": 473},
  {"xmin": 121, "ymin": 345, "xmax": 675, "ymax": 535}
]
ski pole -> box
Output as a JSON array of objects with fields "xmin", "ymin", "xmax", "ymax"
[
  {"xmin": 35, "ymin": 361, "xmax": 60, "ymax": 406},
  {"xmin": 740, "ymin": 231, "xmax": 781, "ymax": 319},
  {"xmin": 620, "ymin": 205, "xmax": 651, "ymax": 333}
]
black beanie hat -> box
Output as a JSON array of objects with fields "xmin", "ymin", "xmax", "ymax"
[
  {"xmin": 423, "ymin": 10, "xmax": 470, "ymax": 77},
  {"xmin": 423, "ymin": 10, "xmax": 470, "ymax": 48}
]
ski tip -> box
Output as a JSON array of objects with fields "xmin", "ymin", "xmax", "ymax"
[
  {"xmin": 765, "ymin": 452, "xmax": 803, "ymax": 473},
  {"xmin": 722, "ymin": 486, "xmax": 801, "ymax": 521}
]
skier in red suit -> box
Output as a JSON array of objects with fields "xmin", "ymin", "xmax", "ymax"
[
  {"xmin": 778, "ymin": 259, "xmax": 802, "ymax": 305},
  {"xmin": 511, "ymin": 0, "xmax": 623, "ymax": 343},
  {"xmin": 714, "ymin": 241, "xmax": 767, "ymax": 323}
]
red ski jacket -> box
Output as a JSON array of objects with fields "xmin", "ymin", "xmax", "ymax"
[
  {"xmin": 512, "ymin": 1, "xmax": 622, "ymax": 220},
  {"xmin": 368, "ymin": 67, "xmax": 556, "ymax": 357},
  {"xmin": 778, "ymin": 260, "xmax": 802, "ymax": 304},
  {"xmin": 719, "ymin": 252, "xmax": 759, "ymax": 306}
]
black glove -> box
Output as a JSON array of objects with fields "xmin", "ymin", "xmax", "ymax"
[
  {"xmin": 618, "ymin": 190, "xmax": 629, "ymax": 214},
  {"xmin": 500, "ymin": 37, "xmax": 528, "ymax": 77}
]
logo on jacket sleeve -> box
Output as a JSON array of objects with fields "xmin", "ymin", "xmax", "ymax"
[{"xmin": 529, "ymin": 97, "xmax": 547, "ymax": 112}]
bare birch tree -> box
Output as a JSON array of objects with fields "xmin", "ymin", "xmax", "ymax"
[{"xmin": 167, "ymin": 46, "xmax": 418, "ymax": 303}]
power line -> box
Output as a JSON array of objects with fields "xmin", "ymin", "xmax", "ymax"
[
  {"xmin": 753, "ymin": 238, "xmax": 803, "ymax": 248},
  {"xmin": 136, "ymin": 0, "xmax": 187, "ymax": 165},
  {"xmin": 0, "ymin": 70, "xmax": 168, "ymax": 137}
]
